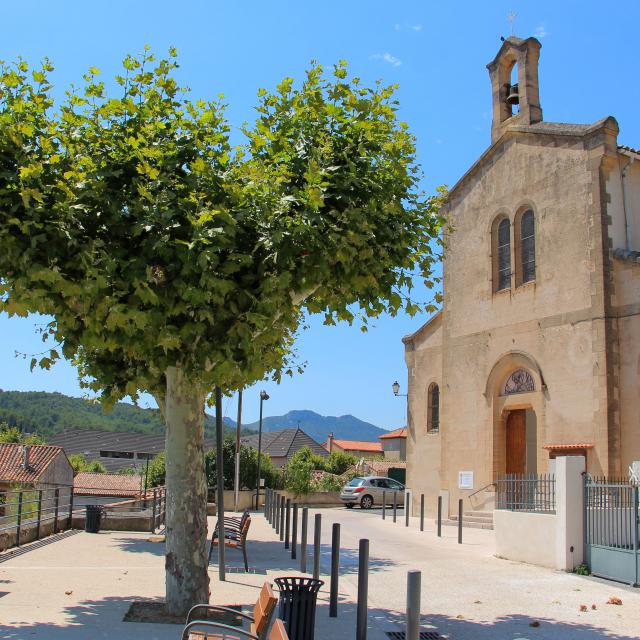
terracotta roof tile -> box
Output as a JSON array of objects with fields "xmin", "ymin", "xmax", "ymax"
[
  {"xmin": 74, "ymin": 472, "xmax": 143, "ymax": 497},
  {"xmin": 330, "ymin": 440, "xmax": 383, "ymax": 453},
  {"xmin": 0, "ymin": 443, "xmax": 66, "ymax": 484},
  {"xmin": 379, "ymin": 428, "xmax": 407, "ymax": 440},
  {"xmin": 542, "ymin": 443, "xmax": 593, "ymax": 450}
]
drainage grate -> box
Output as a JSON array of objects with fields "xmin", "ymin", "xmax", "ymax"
[{"xmin": 386, "ymin": 632, "xmax": 442, "ymax": 640}]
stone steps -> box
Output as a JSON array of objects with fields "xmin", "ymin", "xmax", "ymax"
[{"xmin": 437, "ymin": 510, "xmax": 494, "ymax": 530}]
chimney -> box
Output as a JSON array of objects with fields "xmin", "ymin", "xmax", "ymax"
[
  {"xmin": 327, "ymin": 433, "xmax": 334, "ymax": 452},
  {"xmin": 22, "ymin": 445, "xmax": 31, "ymax": 470}
]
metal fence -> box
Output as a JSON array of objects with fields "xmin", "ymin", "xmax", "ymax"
[
  {"xmin": 584, "ymin": 475, "xmax": 639, "ymax": 586},
  {"xmin": 495, "ymin": 473, "xmax": 556, "ymax": 513},
  {"xmin": 101, "ymin": 487, "xmax": 167, "ymax": 533},
  {"xmin": 0, "ymin": 484, "xmax": 74, "ymax": 550}
]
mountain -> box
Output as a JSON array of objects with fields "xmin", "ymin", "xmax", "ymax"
[
  {"xmin": 0, "ymin": 391, "xmax": 388, "ymax": 444},
  {"xmin": 226, "ymin": 409, "xmax": 388, "ymax": 444},
  {"xmin": 0, "ymin": 389, "xmax": 247, "ymax": 439}
]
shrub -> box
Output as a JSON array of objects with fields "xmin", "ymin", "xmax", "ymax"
[
  {"xmin": 313, "ymin": 473, "xmax": 344, "ymax": 492},
  {"xmin": 284, "ymin": 447, "xmax": 325, "ymax": 495},
  {"xmin": 324, "ymin": 451, "xmax": 357, "ymax": 475}
]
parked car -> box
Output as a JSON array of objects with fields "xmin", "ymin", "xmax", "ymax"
[{"xmin": 340, "ymin": 476, "xmax": 405, "ymax": 509}]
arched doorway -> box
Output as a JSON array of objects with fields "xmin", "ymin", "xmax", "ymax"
[{"xmin": 486, "ymin": 354, "xmax": 546, "ymax": 478}]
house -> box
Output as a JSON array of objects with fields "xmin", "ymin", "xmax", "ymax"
[
  {"xmin": 73, "ymin": 471, "xmax": 144, "ymax": 507},
  {"xmin": 379, "ymin": 427, "xmax": 407, "ymax": 462},
  {"xmin": 0, "ymin": 443, "xmax": 73, "ymax": 492},
  {"xmin": 403, "ymin": 36, "xmax": 640, "ymax": 516},
  {"xmin": 241, "ymin": 427, "xmax": 327, "ymax": 468},
  {"xmin": 48, "ymin": 429, "xmax": 215, "ymax": 472},
  {"xmin": 323, "ymin": 433, "xmax": 383, "ymax": 458}
]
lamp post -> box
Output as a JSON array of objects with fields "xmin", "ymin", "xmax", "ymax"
[
  {"xmin": 255, "ymin": 390, "xmax": 269, "ymax": 510},
  {"xmin": 234, "ymin": 389, "xmax": 243, "ymax": 512}
]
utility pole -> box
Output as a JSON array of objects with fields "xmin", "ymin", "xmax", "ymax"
[{"xmin": 234, "ymin": 389, "xmax": 243, "ymax": 512}]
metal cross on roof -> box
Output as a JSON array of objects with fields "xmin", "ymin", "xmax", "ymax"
[{"xmin": 507, "ymin": 11, "xmax": 517, "ymax": 36}]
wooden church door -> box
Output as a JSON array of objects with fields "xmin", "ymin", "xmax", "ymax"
[{"xmin": 506, "ymin": 409, "xmax": 526, "ymax": 475}]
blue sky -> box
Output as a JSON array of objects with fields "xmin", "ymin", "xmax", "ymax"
[{"xmin": 1, "ymin": 1, "xmax": 639, "ymax": 429}]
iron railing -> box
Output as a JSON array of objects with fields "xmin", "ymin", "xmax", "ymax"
[
  {"xmin": 495, "ymin": 473, "xmax": 556, "ymax": 513},
  {"xmin": 585, "ymin": 476, "xmax": 639, "ymax": 550},
  {"xmin": 0, "ymin": 484, "xmax": 74, "ymax": 550}
]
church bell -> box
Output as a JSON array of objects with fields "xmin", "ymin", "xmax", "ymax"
[{"xmin": 506, "ymin": 83, "xmax": 520, "ymax": 106}]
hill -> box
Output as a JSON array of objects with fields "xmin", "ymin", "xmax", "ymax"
[
  {"xmin": 0, "ymin": 389, "xmax": 244, "ymax": 439},
  {"xmin": 227, "ymin": 409, "xmax": 388, "ymax": 443},
  {"xmin": 0, "ymin": 391, "xmax": 389, "ymax": 443}
]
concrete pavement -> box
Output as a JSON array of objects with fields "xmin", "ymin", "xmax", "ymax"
[{"xmin": 0, "ymin": 508, "xmax": 637, "ymax": 639}]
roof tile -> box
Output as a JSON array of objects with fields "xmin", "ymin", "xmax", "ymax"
[
  {"xmin": 74, "ymin": 472, "xmax": 143, "ymax": 497},
  {"xmin": 0, "ymin": 443, "xmax": 66, "ymax": 484}
]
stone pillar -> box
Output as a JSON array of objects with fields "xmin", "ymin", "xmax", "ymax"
[{"xmin": 555, "ymin": 456, "xmax": 586, "ymax": 571}]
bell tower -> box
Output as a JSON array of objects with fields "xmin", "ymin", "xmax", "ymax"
[{"xmin": 487, "ymin": 36, "xmax": 543, "ymax": 143}]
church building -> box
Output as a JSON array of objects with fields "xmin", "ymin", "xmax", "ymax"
[{"xmin": 403, "ymin": 36, "xmax": 640, "ymax": 515}]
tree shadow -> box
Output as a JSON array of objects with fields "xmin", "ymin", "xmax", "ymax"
[{"xmin": 116, "ymin": 536, "xmax": 166, "ymax": 557}]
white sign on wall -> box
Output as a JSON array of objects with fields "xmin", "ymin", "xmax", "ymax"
[{"xmin": 458, "ymin": 471, "xmax": 474, "ymax": 490}]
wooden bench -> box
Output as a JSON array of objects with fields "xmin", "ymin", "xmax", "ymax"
[
  {"xmin": 182, "ymin": 581, "xmax": 282, "ymax": 640},
  {"xmin": 208, "ymin": 514, "xmax": 251, "ymax": 571}
]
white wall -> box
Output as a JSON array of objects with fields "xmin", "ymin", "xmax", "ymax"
[{"xmin": 495, "ymin": 510, "xmax": 557, "ymax": 568}]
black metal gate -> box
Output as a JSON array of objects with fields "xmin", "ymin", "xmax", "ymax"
[{"xmin": 584, "ymin": 475, "xmax": 639, "ymax": 586}]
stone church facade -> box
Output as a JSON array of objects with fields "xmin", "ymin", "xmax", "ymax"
[{"xmin": 404, "ymin": 36, "xmax": 640, "ymax": 515}]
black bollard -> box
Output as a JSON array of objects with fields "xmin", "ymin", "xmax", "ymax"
[
  {"xmin": 285, "ymin": 498, "xmax": 291, "ymax": 549},
  {"xmin": 330, "ymin": 522, "xmax": 340, "ymax": 618},
  {"xmin": 420, "ymin": 494, "xmax": 424, "ymax": 532},
  {"xmin": 300, "ymin": 507, "xmax": 309, "ymax": 573},
  {"xmin": 313, "ymin": 513, "xmax": 322, "ymax": 580},
  {"xmin": 393, "ymin": 491, "xmax": 397, "ymax": 523},
  {"xmin": 291, "ymin": 503, "xmax": 298, "ymax": 559},
  {"xmin": 382, "ymin": 490, "xmax": 386, "ymax": 520},
  {"xmin": 275, "ymin": 493, "xmax": 280, "ymax": 534},
  {"xmin": 458, "ymin": 498, "xmax": 463, "ymax": 544},
  {"xmin": 437, "ymin": 495, "xmax": 442, "ymax": 538},
  {"xmin": 279, "ymin": 495, "xmax": 285, "ymax": 541},
  {"xmin": 356, "ymin": 538, "xmax": 369, "ymax": 640},
  {"xmin": 405, "ymin": 493, "xmax": 410, "ymax": 527}
]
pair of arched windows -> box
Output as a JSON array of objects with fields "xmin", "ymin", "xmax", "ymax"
[
  {"xmin": 492, "ymin": 209, "xmax": 536, "ymax": 292},
  {"xmin": 427, "ymin": 383, "xmax": 439, "ymax": 433}
]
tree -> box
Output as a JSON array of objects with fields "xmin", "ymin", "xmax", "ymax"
[
  {"xmin": 284, "ymin": 446, "xmax": 326, "ymax": 495},
  {"xmin": 324, "ymin": 450, "xmax": 357, "ymax": 476},
  {"xmin": 0, "ymin": 422, "xmax": 44, "ymax": 444},
  {"xmin": 67, "ymin": 453, "xmax": 106, "ymax": 474},
  {"xmin": 0, "ymin": 50, "xmax": 444, "ymax": 614}
]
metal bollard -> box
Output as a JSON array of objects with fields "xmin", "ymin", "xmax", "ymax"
[
  {"xmin": 313, "ymin": 513, "xmax": 322, "ymax": 580},
  {"xmin": 420, "ymin": 494, "xmax": 425, "ymax": 532},
  {"xmin": 382, "ymin": 490, "xmax": 386, "ymax": 520},
  {"xmin": 437, "ymin": 495, "xmax": 442, "ymax": 537},
  {"xmin": 393, "ymin": 491, "xmax": 397, "ymax": 523},
  {"xmin": 265, "ymin": 489, "xmax": 269, "ymax": 522},
  {"xmin": 458, "ymin": 498, "xmax": 463, "ymax": 544},
  {"xmin": 275, "ymin": 494, "xmax": 280, "ymax": 534},
  {"xmin": 406, "ymin": 570, "xmax": 421, "ymax": 640},
  {"xmin": 405, "ymin": 493, "xmax": 410, "ymax": 527},
  {"xmin": 279, "ymin": 496, "xmax": 285, "ymax": 541},
  {"xmin": 300, "ymin": 507, "xmax": 309, "ymax": 573},
  {"xmin": 330, "ymin": 522, "xmax": 340, "ymax": 618},
  {"xmin": 291, "ymin": 503, "xmax": 298, "ymax": 559},
  {"xmin": 285, "ymin": 498, "xmax": 291, "ymax": 549},
  {"xmin": 356, "ymin": 538, "xmax": 369, "ymax": 640}
]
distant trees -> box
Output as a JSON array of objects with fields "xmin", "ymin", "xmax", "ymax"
[
  {"xmin": 0, "ymin": 422, "xmax": 44, "ymax": 444},
  {"xmin": 67, "ymin": 453, "xmax": 107, "ymax": 474}
]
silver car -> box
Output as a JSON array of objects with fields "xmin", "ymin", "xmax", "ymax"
[{"xmin": 340, "ymin": 476, "xmax": 405, "ymax": 509}]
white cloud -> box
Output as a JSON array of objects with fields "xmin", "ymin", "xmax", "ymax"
[
  {"xmin": 534, "ymin": 24, "xmax": 549, "ymax": 38},
  {"xmin": 394, "ymin": 23, "xmax": 422, "ymax": 32},
  {"xmin": 371, "ymin": 52, "xmax": 402, "ymax": 67}
]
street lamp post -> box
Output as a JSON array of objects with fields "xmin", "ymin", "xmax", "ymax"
[{"xmin": 255, "ymin": 390, "xmax": 269, "ymax": 510}]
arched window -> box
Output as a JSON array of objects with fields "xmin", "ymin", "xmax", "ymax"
[
  {"xmin": 427, "ymin": 383, "xmax": 440, "ymax": 433},
  {"xmin": 492, "ymin": 216, "xmax": 511, "ymax": 292},
  {"xmin": 519, "ymin": 210, "xmax": 536, "ymax": 284}
]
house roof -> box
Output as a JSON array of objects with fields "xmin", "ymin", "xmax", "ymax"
[
  {"xmin": 73, "ymin": 472, "xmax": 143, "ymax": 497},
  {"xmin": 379, "ymin": 428, "xmax": 407, "ymax": 440},
  {"xmin": 0, "ymin": 443, "xmax": 67, "ymax": 484},
  {"xmin": 330, "ymin": 439, "xmax": 383, "ymax": 454},
  {"xmin": 241, "ymin": 428, "xmax": 328, "ymax": 460},
  {"xmin": 362, "ymin": 460, "xmax": 407, "ymax": 474},
  {"xmin": 48, "ymin": 429, "xmax": 215, "ymax": 472}
]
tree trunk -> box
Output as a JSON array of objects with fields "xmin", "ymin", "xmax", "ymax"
[{"xmin": 164, "ymin": 365, "xmax": 210, "ymax": 616}]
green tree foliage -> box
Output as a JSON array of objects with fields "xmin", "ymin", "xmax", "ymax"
[
  {"xmin": 324, "ymin": 450, "xmax": 357, "ymax": 475},
  {"xmin": 0, "ymin": 422, "xmax": 44, "ymax": 444},
  {"xmin": 0, "ymin": 49, "xmax": 444, "ymax": 613},
  {"xmin": 284, "ymin": 446, "xmax": 326, "ymax": 495},
  {"xmin": 67, "ymin": 453, "xmax": 106, "ymax": 474},
  {"xmin": 146, "ymin": 452, "xmax": 166, "ymax": 488}
]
